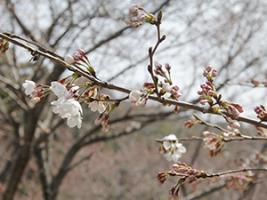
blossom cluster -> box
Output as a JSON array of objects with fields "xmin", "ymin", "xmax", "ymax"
[
  {"xmin": 128, "ymin": 64, "xmax": 182, "ymax": 108},
  {"xmin": 22, "ymin": 75, "xmax": 113, "ymax": 129},
  {"xmin": 157, "ymin": 163, "xmax": 204, "ymax": 196},
  {"xmin": 65, "ymin": 49, "xmax": 96, "ymax": 77},
  {"xmin": 5, "ymin": 6, "xmax": 267, "ymax": 199},
  {"xmin": 198, "ymin": 66, "xmax": 243, "ymax": 119},
  {"xmin": 23, "ymin": 80, "xmax": 83, "ymax": 128},
  {"xmin": 129, "ymin": 62, "xmax": 182, "ymax": 108},
  {"xmin": 154, "ymin": 62, "xmax": 182, "ymax": 100},
  {"xmin": 50, "ymin": 82, "xmax": 83, "ymax": 128}
]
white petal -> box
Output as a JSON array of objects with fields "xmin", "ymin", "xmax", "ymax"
[
  {"xmin": 22, "ymin": 80, "xmax": 36, "ymax": 96},
  {"xmin": 176, "ymin": 143, "xmax": 187, "ymax": 153},
  {"xmin": 171, "ymin": 153, "xmax": 182, "ymax": 163},
  {"xmin": 51, "ymin": 97, "xmax": 83, "ymax": 128},
  {"xmin": 162, "ymin": 134, "xmax": 177, "ymax": 141},
  {"xmin": 50, "ymin": 82, "xmax": 68, "ymax": 98},
  {"xmin": 163, "ymin": 141, "xmax": 171, "ymax": 150},
  {"xmin": 97, "ymin": 102, "xmax": 106, "ymax": 113},
  {"xmin": 163, "ymin": 152, "xmax": 173, "ymax": 162},
  {"xmin": 66, "ymin": 99, "xmax": 83, "ymax": 115},
  {"xmin": 89, "ymin": 101, "xmax": 98, "ymax": 112},
  {"xmin": 67, "ymin": 115, "xmax": 82, "ymax": 128},
  {"xmin": 129, "ymin": 90, "xmax": 142, "ymax": 103}
]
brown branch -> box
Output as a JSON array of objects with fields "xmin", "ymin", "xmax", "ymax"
[
  {"xmin": 205, "ymin": 168, "xmax": 267, "ymax": 178},
  {"xmin": 179, "ymin": 135, "xmax": 267, "ymax": 142},
  {"xmin": 1, "ymin": 32, "xmax": 267, "ymax": 130}
]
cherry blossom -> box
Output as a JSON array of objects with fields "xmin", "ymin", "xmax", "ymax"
[
  {"xmin": 129, "ymin": 90, "xmax": 147, "ymax": 106},
  {"xmin": 51, "ymin": 98, "xmax": 82, "ymax": 127},
  {"xmin": 22, "ymin": 80, "xmax": 36, "ymax": 96},
  {"xmin": 159, "ymin": 134, "xmax": 186, "ymax": 163},
  {"xmin": 88, "ymin": 101, "xmax": 106, "ymax": 113},
  {"xmin": 50, "ymin": 81, "xmax": 69, "ymax": 98},
  {"xmin": 50, "ymin": 81, "xmax": 83, "ymax": 128}
]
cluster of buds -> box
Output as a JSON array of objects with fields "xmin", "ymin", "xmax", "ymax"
[
  {"xmin": 154, "ymin": 62, "xmax": 172, "ymax": 83},
  {"xmin": 223, "ymin": 102, "xmax": 243, "ymax": 119},
  {"xmin": 158, "ymin": 163, "xmax": 205, "ymax": 197},
  {"xmin": 224, "ymin": 119, "xmax": 241, "ymax": 136},
  {"xmin": 203, "ymin": 66, "xmax": 218, "ymax": 81},
  {"xmin": 203, "ymin": 131, "xmax": 224, "ymax": 156},
  {"xmin": 198, "ymin": 67, "xmax": 217, "ymax": 106},
  {"xmin": 65, "ymin": 49, "xmax": 96, "ymax": 77},
  {"xmin": 169, "ymin": 85, "xmax": 182, "ymax": 100},
  {"xmin": 157, "ymin": 134, "xmax": 186, "ymax": 163},
  {"xmin": 254, "ymin": 105, "xmax": 267, "ymax": 121},
  {"xmin": 169, "ymin": 163, "xmax": 204, "ymax": 179},
  {"xmin": 198, "ymin": 66, "xmax": 243, "ymax": 119},
  {"xmin": 0, "ymin": 38, "xmax": 9, "ymax": 53},
  {"xmin": 198, "ymin": 81, "xmax": 216, "ymax": 105},
  {"xmin": 128, "ymin": 5, "xmax": 156, "ymax": 27},
  {"xmin": 150, "ymin": 62, "xmax": 182, "ymax": 100}
]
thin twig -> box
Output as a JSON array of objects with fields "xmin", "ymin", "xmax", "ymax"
[{"xmin": 1, "ymin": 32, "xmax": 267, "ymax": 129}]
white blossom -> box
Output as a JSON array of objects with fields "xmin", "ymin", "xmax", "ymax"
[
  {"xmin": 50, "ymin": 82, "xmax": 83, "ymax": 128},
  {"xmin": 129, "ymin": 90, "xmax": 146, "ymax": 106},
  {"xmin": 22, "ymin": 80, "xmax": 36, "ymax": 96},
  {"xmin": 88, "ymin": 101, "xmax": 106, "ymax": 113},
  {"xmin": 51, "ymin": 97, "xmax": 83, "ymax": 128},
  {"xmin": 50, "ymin": 81, "xmax": 69, "ymax": 98},
  {"xmin": 67, "ymin": 114, "xmax": 82, "ymax": 128},
  {"xmin": 160, "ymin": 134, "xmax": 186, "ymax": 163}
]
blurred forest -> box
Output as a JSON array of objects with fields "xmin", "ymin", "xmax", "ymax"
[{"xmin": 1, "ymin": 0, "xmax": 267, "ymax": 199}]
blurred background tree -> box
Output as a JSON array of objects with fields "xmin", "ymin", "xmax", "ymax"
[{"xmin": 1, "ymin": 0, "xmax": 267, "ymax": 199}]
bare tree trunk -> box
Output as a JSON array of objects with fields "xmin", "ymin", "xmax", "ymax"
[{"xmin": 3, "ymin": 109, "xmax": 38, "ymax": 200}]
